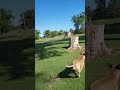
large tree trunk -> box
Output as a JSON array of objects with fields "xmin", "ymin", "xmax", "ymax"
[
  {"xmin": 68, "ymin": 35, "xmax": 81, "ymax": 51},
  {"xmin": 86, "ymin": 24, "xmax": 112, "ymax": 60}
]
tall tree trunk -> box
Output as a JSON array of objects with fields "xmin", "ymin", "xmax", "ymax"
[{"xmin": 86, "ymin": 24, "xmax": 112, "ymax": 60}]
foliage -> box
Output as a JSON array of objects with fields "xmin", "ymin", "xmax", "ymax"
[
  {"xmin": 87, "ymin": 0, "xmax": 120, "ymax": 20},
  {"xmin": 50, "ymin": 30, "xmax": 59, "ymax": 37},
  {"xmin": 0, "ymin": 8, "xmax": 34, "ymax": 33},
  {"xmin": 71, "ymin": 12, "xmax": 85, "ymax": 34},
  {"xmin": 44, "ymin": 30, "xmax": 51, "ymax": 38},
  {"xmin": 35, "ymin": 30, "xmax": 40, "ymax": 40},
  {"xmin": 58, "ymin": 30, "xmax": 65, "ymax": 35},
  {"xmin": 0, "ymin": 8, "xmax": 14, "ymax": 35},
  {"xmin": 44, "ymin": 30, "xmax": 65, "ymax": 38},
  {"xmin": 20, "ymin": 9, "xmax": 34, "ymax": 30}
]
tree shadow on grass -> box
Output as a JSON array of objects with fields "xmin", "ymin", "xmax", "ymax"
[
  {"xmin": 35, "ymin": 38, "xmax": 70, "ymax": 60},
  {"xmin": 79, "ymin": 35, "xmax": 85, "ymax": 40},
  {"xmin": 49, "ymin": 38, "xmax": 70, "ymax": 45},
  {"xmin": 35, "ymin": 35, "xmax": 85, "ymax": 60},
  {"xmin": 0, "ymin": 38, "xmax": 34, "ymax": 81},
  {"xmin": 35, "ymin": 43, "xmax": 64, "ymax": 60},
  {"xmin": 62, "ymin": 46, "xmax": 69, "ymax": 49},
  {"xmin": 0, "ymin": 36, "xmax": 17, "ymax": 39}
]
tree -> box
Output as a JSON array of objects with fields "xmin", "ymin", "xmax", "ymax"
[
  {"xmin": 50, "ymin": 31, "xmax": 58, "ymax": 37},
  {"xmin": 72, "ymin": 12, "xmax": 85, "ymax": 34},
  {"xmin": 20, "ymin": 9, "xmax": 34, "ymax": 30},
  {"xmin": 44, "ymin": 30, "xmax": 51, "ymax": 38},
  {"xmin": 58, "ymin": 30, "xmax": 65, "ymax": 35},
  {"xmin": 0, "ymin": 8, "xmax": 14, "ymax": 35},
  {"xmin": 106, "ymin": 1, "xmax": 120, "ymax": 18},
  {"xmin": 35, "ymin": 30, "xmax": 40, "ymax": 40}
]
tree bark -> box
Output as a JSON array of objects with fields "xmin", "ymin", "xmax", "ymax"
[
  {"xmin": 68, "ymin": 35, "xmax": 81, "ymax": 51},
  {"xmin": 86, "ymin": 24, "xmax": 112, "ymax": 60}
]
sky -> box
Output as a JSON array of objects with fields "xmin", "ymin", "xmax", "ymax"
[
  {"xmin": 35, "ymin": 0, "xmax": 85, "ymax": 36},
  {"xmin": 0, "ymin": 0, "xmax": 34, "ymax": 26}
]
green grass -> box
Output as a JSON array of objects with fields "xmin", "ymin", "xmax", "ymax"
[
  {"xmin": 0, "ymin": 30, "xmax": 34, "ymax": 90},
  {"xmin": 35, "ymin": 33, "xmax": 120, "ymax": 90},
  {"xmin": 35, "ymin": 34, "xmax": 85, "ymax": 90},
  {"xmin": 86, "ymin": 56, "xmax": 120, "ymax": 90}
]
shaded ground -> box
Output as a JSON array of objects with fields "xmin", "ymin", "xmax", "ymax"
[{"xmin": 0, "ymin": 30, "xmax": 34, "ymax": 90}]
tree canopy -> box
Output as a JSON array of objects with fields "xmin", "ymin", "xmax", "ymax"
[
  {"xmin": 20, "ymin": 9, "xmax": 34, "ymax": 30},
  {"xmin": 87, "ymin": 0, "xmax": 120, "ymax": 20},
  {"xmin": 43, "ymin": 30, "xmax": 66, "ymax": 38},
  {"xmin": 0, "ymin": 8, "xmax": 14, "ymax": 34},
  {"xmin": 71, "ymin": 12, "xmax": 85, "ymax": 34}
]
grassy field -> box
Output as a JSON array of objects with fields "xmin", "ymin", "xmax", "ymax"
[
  {"xmin": 35, "ymin": 34, "xmax": 85, "ymax": 90},
  {"xmin": 0, "ymin": 30, "xmax": 34, "ymax": 90},
  {"xmin": 36, "ymin": 33, "xmax": 120, "ymax": 90}
]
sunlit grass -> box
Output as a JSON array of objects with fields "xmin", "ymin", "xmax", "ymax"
[{"xmin": 35, "ymin": 34, "xmax": 85, "ymax": 90}]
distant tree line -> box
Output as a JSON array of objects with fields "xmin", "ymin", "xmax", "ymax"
[
  {"xmin": 0, "ymin": 8, "xmax": 34, "ymax": 35},
  {"xmin": 44, "ymin": 30, "xmax": 66, "ymax": 38},
  {"xmin": 42, "ymin": 12, "xmax": 85, "ymax": 38}
]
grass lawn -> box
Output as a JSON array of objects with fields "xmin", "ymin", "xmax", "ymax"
[
  {"xmin": 35, "ymin": 34, "xmax": 85, "ymax": 90},
  {"xmin": 0, "ymin": 30, "xmax": 34, "ymax": 90}
]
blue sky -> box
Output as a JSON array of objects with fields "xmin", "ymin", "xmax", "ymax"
[{"xmin": 35, "ymin": 0, "xmax": 85, "ymax": 36}]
